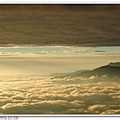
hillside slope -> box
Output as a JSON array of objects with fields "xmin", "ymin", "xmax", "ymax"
[{"xmin": 54, "ymin": 62, "xmax": 120, "ymax": 78}]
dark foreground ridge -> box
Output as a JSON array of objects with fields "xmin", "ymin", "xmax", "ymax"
[{"xmin": 54, "ymin": 62, "xmax": 120, "ymax": 78}]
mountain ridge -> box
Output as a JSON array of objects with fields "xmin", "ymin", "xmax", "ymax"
[
  {"xmin": 108, "ymin": 62, "xmax": 120, "ymax": 67},
  {"xmin": 50, "ymin": 70, "xmax": 89, "ymax": 78},
  {"xmin": 53, "ymin": 62, "xmax": 120, "ymax": 78}
]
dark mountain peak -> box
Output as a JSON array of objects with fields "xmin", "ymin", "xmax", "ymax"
[
  {"xmin": 54, "ymin": 62, "xmax": 120, "ymax": 78},
  {"xmin": 89, "ymin": 65, "xmax": 120, "ymax": 77},
  {"xmin": 108, "ymin": 62, "xmax": 120, "ymax": 67}
]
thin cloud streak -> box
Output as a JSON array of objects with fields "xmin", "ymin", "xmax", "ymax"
[{"xmin": 0, "ymin": 46, "xmax": 119, "ymax": 57}]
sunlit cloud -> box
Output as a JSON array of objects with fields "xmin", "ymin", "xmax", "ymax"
[{"xmin": 0, "ymin": 74, "xmax": 120, "ymax": 114}]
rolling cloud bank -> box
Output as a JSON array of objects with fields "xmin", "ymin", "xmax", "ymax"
[{"xmin": 0, "ymin": 63, "xmax": 120, "ymax": 114}]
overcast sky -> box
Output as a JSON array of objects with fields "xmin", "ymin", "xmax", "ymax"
[
  {"xmin": 0, "ymin": 5, "xmax": 120, "ymax": 47},
  {"xmin": 0, "ymin": 5, "xmax": 119, "ymax": 74}
]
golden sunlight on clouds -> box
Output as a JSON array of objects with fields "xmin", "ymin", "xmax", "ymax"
[
  {"xmin": 0, "ymin": 75, "xmax": 120, "ymax": 114},
  {"xmin": 0, "ymin": 46, "xmax": 119, "ymax": 114}
]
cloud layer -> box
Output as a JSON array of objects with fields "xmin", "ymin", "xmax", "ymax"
[
  {"xmin": 0, "ymin": 5, "xmax": 120, "ymax": 47},
  {"xmin": 0, "ymin": 75, "xmax": 120, "ymax": 114}
]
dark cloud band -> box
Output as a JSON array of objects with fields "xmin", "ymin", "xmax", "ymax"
[{"xmin": 0, "ymin": 5, "xmax": 120, "ymax": 47}]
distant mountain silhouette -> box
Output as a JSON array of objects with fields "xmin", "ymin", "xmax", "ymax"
[
  {"xmin": 78, "ymin": 65, "xmax": 120, "ymax": 78},
  {"xmin": 54, "ymin": 62, "xmax": 120, "ymax": 78},
  {"xmin": 108, "ymin": 62, "xmax": 120, "ymax": 67},
  {"xmin": 51, "ymin": 70, "xmax": 88, "ymax": 78}
]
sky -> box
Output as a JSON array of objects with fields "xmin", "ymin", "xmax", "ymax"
[
  {"xmin": 0, "ymin": 5, "xmax": 120, "ymax": 47},
  {"xmin": 0, "ymin": 46, "xmax": 119, "ymax": 75},
  {"xmin": 0, "ymin": 46, "xmax": 120, "ymax": 57},
  {"xmin": 0, "ymin": 4, "xmax": 119, "ymax": 74}
]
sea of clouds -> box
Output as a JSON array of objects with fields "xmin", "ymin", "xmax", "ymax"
[{"xmin": 0, "ymin": 75, "xmax": 120, "ymax": 114}]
